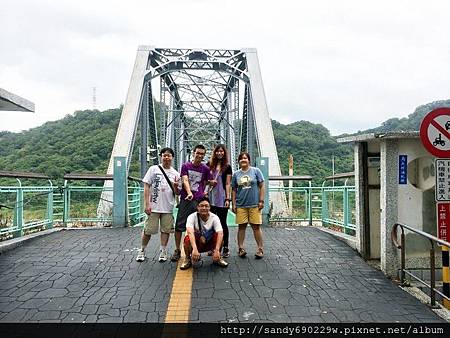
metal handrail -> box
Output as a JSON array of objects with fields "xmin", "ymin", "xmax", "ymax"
[{"xmin": 391, "ymin": 222, "xmax": 450, "ymax": 307}]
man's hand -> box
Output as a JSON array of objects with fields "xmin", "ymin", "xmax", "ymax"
[
  {"xmin": 212, "ymin": 249, "xmax": 220, "ymax": 262},
  {"xmin": 232, "ymin": 205, "xmax": 237, "ymax": 213},
  {"xmin": 258, "ymin": 201, "xmax": 264, "ymax": 210},
  {"xmin": 192, "ymin": 248, "xmax": 201, "ymax": 262},
  {"xmin": 185, "ymin": 192, "xmax": 193, "ymax": 201},
  {"xmin": 173, "ymin": 176, "xmax": 180, "ymax": 194},
  {"xmin": 209, "ymin": 179, "xmax": 217, "ymax": 187},
  {"xmin": 145, "ymin": 206, "xmax": 152, "ymax": 215},
  {"xmin": 224, "ymin": 200, "xmax": 230, "ymax": 208}
]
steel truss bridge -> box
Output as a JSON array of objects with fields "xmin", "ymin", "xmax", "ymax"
[{"xmin": 99, "ymin": 46, "xmax": 285, "ymax": 218}]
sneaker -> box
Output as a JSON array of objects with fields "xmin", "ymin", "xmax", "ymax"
[
  {"xmin": 179, "ymin": 257, "xmax": 192, "ymax": 270},
  {"xmin": 136, "ymin": 249, "xmax": 145, "ymax": 262},
  {"xmin": 158, "ymin": 249, "xmax": 168, "ymax": 262},
  {"xmin": 222, "ymin": 247, "xmax": 230, "ymax": 258},
  {"xmin": 170, "ymin": 249, "xmax": 181, "ymax": 262},
  {"xmin": 214, "ymin": 257, "xmax": 229, "ymax": 268}
]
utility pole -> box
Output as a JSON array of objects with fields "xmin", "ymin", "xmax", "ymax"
[{"xmin": 92, "ymin": 87, "xmax": 97, "ymax": 110}]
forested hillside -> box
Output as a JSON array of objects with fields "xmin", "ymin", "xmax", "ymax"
[
  {"xmin": 0, "ymin": 107, "xmax": 353, "ymax": 184},
  {"xmin": 349, "ymin": 99, "xmax": 450, "ymax": 135},
  {"xmin": 2, "ymin": 99, "xmax": 447, "ymax": 184},
  {"xmin": 272, "ymin": 120, "xmax": 353, "ymax": 182},
  {"xmin": 0, "ymin": 108, "xmax": 121, "ymax": 180}
]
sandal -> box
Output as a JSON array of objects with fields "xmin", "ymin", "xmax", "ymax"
[
  {"xmin": 238, "ymin": 248, "xmax": 247, "ymax": 258},
  {"xmin": 255, "ymin": 248, "xmax": 264, "ymax": 259},
  {"xmin": 222, "ymin": 247, "xmax": 230, "ymax": 258}
]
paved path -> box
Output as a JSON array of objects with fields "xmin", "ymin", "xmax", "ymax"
[{"xmin": 0, "ymin": 226, "xmax": 444, "ymax": 323}]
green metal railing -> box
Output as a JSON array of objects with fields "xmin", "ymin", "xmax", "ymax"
[
  {"xmin": 1, "ymin": 176, "xmax": 355, "ymax": 240},
  {"xmin": 1, "ymin": 178, "xmax": 147, "ymax": 240},
  {"xmin": 0, "ymin": 178, "xmax": 54, "ymax": 240},
  {"xmin": 128, "ymin": 181, "xmax": 146, "ymax": 227},
  {"xmin": 62, "ymin": 181, "xmax": 113, "ymax": 225},
  {"xmin": 62, "ymin": 179, "xmax": 146, "ymax": 227},
  {"xmin": 268, "ymin": 182, "xmax": 356, "ymax": 235}
]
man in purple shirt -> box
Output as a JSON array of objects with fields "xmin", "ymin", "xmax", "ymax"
[{"xmin": 170, "ymin": 144, "xmax": 214, "ymax": 262}]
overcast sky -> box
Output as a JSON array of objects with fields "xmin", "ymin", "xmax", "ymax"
[{"xmin": 1, "ymin": 0, "xmax": 450, "ymax": 135}]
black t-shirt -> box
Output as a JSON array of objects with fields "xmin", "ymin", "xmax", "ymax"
[{"xmin": 220, "ymin": 164, "xmax": 232, "ymax": 190}]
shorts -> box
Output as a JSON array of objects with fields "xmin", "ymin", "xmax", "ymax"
[
  {"xmin": 175, "ymin": 199, "xmax": 198, "ymax": 232},
  {"xmin": 235, "ymin": 206, "xmax": 262, "ymax": 225},
  {"xmin": 184, "ymin": 232, "xmax": 218, "ymax": 253},
  {"xmin": 143, "ymin": 212, "xmax": 174, "ymax": 235}
]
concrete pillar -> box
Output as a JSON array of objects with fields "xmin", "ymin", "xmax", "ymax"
[
  {"xmin": 256, "ymin": 157, "xmax": 269, "ymax": 225},
  {"xmin": 113, "ymin": 156, "xmax": 128, "ymax": 227},
  {"xmin": 354, "ymin": 143, "xmax": 364, "ymax": 254},
  {"xmin": 380, "ymin": 139, "xmax": 400, "ymax": 277}
]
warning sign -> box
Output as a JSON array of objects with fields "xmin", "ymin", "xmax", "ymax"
[
  {"xmin": 435, "ymin": 159, "xmax": 450, "ymax": 201},
  {"xmin": 437, "ymin": 202, "xmax": 450, "ymax": 242},
  {"xmin": 420, "ymin": 107, "xmax": 450, "ymax": 158}
]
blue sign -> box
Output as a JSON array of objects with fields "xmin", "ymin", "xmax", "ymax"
[{"xmin": 399, "ymin": 155, "xmax": 407, "ymax": 184}]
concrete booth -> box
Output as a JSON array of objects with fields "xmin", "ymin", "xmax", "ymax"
[{"xmin": 338, "ymin": 132, "xmax": 438, "ymax": 278}]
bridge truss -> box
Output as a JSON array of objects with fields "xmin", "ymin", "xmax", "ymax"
[{"xmin": 99, "ymin": 46, "xmax": 285, "ymax": 219}]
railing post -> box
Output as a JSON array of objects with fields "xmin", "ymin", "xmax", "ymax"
[
  {"xmin": 13, "ymin": 179, "xmax": 23, "ymax": 238},
  {"xmin": 256, "ymin": 157, "xmax": 269, "ymax": 225},
  {"xmin": 47, "ymin": 180, "xmax": 53, "ymax": 229},
  {"xmin": 308, "ymin": 182, "xmax": 312, "ymax": 226},
  {"xmin": 288, "ymin": 154, "xmax": 293, "ymax": 215},
  {"xmin": 400, "ymin": 231, "xmax": 405, "ymax": 285},
  {"xmin": 113, "ymin": 156, "xmax": 128, "ymax": 227},
  {"xmin": 321, "ymin": 187, "xmax": 328, "ymax": 225},
  {"xmin": 63, "ymin": 181, "xmax": 68, "ymax": 227},
  {"xmin": 430, "ymin": 242, "xmax": 436, "ymax": 307},
  {"xmin": 343, "ymin": 186, "xmax": 349, "ymax": 234}
]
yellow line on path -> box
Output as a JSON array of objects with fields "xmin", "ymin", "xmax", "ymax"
[{"xmin": 165, "ymin": 246, "xmax": 193, "ymax": 323}]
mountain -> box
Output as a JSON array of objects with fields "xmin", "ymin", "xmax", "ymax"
[
  {"xmin": 3, "ymin": 99, "xmax": 448, "ymax": 184},
  {"xmin": 345, "ymin": 99, "xmax": 450, "ymax": 136},
  {"xmin": 0, "ymin": 108, "xmax": 121, "ymax": 182},
  {"xmin": 272, "ymin": 120, "xmax": 353, "ymax": 184},
  {"xmin": 0, "ymin": 107, "xmax": 352, "ymax": 184}
]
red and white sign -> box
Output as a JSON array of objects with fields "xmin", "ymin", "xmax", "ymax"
[
  {"xmin": 420, "ymin": 107, "xmax": 450, "ymax": 158},
  {"xmin": 437, "ymin": 202, "xmax": 450, "ymax": 242}
]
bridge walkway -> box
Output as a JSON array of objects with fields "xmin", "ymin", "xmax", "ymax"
[{"xmin": 0, "ymin": 226, "xmax": 444, "ymax": 323}]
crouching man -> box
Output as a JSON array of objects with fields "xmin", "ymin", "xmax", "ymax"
[{"xmin": 180, "ymin": 197, "xmax": 228, "ymax": 270}]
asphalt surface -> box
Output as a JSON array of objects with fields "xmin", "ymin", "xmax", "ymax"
[{"xmin": 0, "ymin": 226, "xmax": 444, "ymax": 323}]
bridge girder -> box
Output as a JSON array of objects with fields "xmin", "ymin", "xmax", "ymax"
[{"xmin": 99, "ymin": 46, "xmax": 286, "ymax": 219}]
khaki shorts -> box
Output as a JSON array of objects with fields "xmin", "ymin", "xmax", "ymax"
[
  {"xmin": 144, "ymin": 212, "xmax": 174, "ymax": 235},
  {"xmin": 235, "ymin": 207, "xmax": 262, "ymax": 225}
]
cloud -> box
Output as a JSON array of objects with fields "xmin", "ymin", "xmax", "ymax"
[{"xmin": 1, "ymin": 0, "xmax": 450, "ymax": 135}]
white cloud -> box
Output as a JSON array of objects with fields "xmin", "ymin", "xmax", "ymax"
[{"xmin": 1, "ymin": 0, "xmax": 450, "ymax": 134}]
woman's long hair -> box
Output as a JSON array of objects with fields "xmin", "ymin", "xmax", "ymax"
[{"xmin": 209, "ymin": 144, "xmax": 229, "ymax": 171}]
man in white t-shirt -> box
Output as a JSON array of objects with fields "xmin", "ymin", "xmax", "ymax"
[
  {"xmin": 179, "ymin": 197, "xmax": 228, "ymax": 270},
  {"xmin": 136, "ymin": 147, "xmax": 180, "ymax": 263}
]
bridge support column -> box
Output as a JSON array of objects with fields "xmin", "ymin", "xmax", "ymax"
[
  {"xmin": 113, "ymin": 156, "xmax": 128, "ymax": 227},
  {"xmin": 256, "ymin": 157, "xmax": 269, "ymax": 225}
]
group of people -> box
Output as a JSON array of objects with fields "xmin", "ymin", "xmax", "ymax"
[{"xmin": 135, "ymin": 144, "xmax": 266, "ymax": 270}]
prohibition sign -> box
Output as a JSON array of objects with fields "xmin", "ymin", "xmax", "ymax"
[{"xmin": 420, "ymin": 107, "xmax": 450, "ymax": 158}]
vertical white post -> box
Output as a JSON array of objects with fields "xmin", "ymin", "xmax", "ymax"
[{"xmin": 289, "ymin": 154, "xmax": 293, "ymax": 214}]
